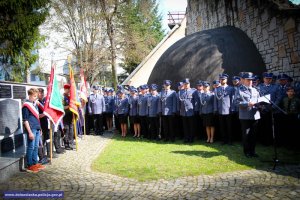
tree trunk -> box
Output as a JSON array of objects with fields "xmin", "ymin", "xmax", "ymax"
[
  {"xmin": 106, "ymin": 19, "xmax": 118, "ymax": 90},
  {"xmin": 25, "ymin": 66, "xmax": 31, "ymax": 83}
]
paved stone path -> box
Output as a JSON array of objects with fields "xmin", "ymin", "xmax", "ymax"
[{"xmin": 1, "ymin": 133, "xmax": 300, "ymax": 199}]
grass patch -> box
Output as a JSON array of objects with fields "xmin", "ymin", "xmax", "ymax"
[{"xmin": 92, "ymin": 134, "xmax": 299, "ymax": 181}]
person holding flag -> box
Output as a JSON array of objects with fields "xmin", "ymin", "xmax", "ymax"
[
  {"xmin": 67, "ymin": 59, "xmax": 80, "ymax": 150},
  {"xmin": 79, "ymin": 68, "xmax": 88, "ymax": 136},
  {"xmin": 43, "ymin": 65, "xmax": 65, "ymax": 162},
  {"xmin": 62, "ymin": 84, "xmax": 75, "ymax": 150}
]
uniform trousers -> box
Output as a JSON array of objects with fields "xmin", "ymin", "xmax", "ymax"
[
  {"xmin": 182, "ymin": 116, "xmax": 194, "ymax": 143},
  {"xmin": 231, "ymin": 112, "xmax": 242, "ymax": 142},
  {"xmin": 240, "ymin": 119, "xmax": 258, "ymax": 156},
  {"xmin": 194, "ymin": 114, "xmax": 204, "ymax": 140},
  {"xmin": 219, "ymin": 114, "xmax": 232, "ymax": 144},
  {"xmin": 140, "ymin": 116, "xmax": 149, "ymax": 139},
  {"xmin": 162, "ymin": 115, "xmax": 175, "ymax": 141},
  {"xmin": 93, "ymin": 114, "xmax": 103, "ymax": 135},
  {"xmin": 64, "ymin": 123, "xmax": 74, "ymax": 146},
  {"xmin": 148, "ymin": 117, "xmax": 159, "ymax": 140}
]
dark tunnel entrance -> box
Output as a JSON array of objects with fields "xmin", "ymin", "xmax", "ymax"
[{"xmin": 148, "ymin": 26, "xmax": 266, "ymax": 87}]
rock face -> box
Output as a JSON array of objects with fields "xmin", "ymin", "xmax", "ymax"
[
  {"xmin": 148, "ymin": 26, "xmax": 266, "ymax": 87},
  {"xmin": 186, "ymin": 0, "xmax": 300, "ymax": 81}
]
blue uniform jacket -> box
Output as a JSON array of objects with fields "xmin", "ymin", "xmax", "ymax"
[
  {"xmin": 214, "ymin": 85, "xmax": 234, "ymax": 115},
  {"xmin": 128, "ymin": 96, "xmax": 138, "ymax": 116},
  {"xmin": 178, "ymin": 88, "xmax": 195, "ymax": 116},
  {"xmin": 138, "ymin": 93, "xmax": 149, "ymax": 116},
  {"xmin": 104, "ymin": 95, "xmax": 115, "ymax": 113},
  {"xmin": 88, "ymin": 93, "xmax": 106, "ymax": 114},
  {"xmin": 235, "ymin": 85, "xmax": 260, "ymax": 120},
  {"xmin": 192, "ymin": 90, "xmax": 201, "ymax": 113},
  {"xmin": 158, "ymin": 89, "xmax": 177, "ymax": 116},
  {"xmin": 115, "ymin": 97, "xmax": 129, "ymax": 115},
  {"xmin": 147, "ymin": 94, "xmax": 160, "ymax": 117},
  {"xmin": 199, "ymin": 91, "xmax": 214, "ymax": 114},
  {"xmin": 275, "ymin": 84, "xmax": 290, "ymax": 106},
  {"xmin": 231, "ymin": 86, "xmax": 241, "ymax": 112}
]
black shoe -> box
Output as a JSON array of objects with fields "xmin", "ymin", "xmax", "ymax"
[
  {"xmin": 65, "ymin": 146, "xmax": 73, "ymax": 150},
  {"xmin": 56, "ymin": 148, "xmax": 65, "ymax": 154}
]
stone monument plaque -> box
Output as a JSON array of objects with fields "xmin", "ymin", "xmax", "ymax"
[
  {"xmin": 0, "ymin": 84, "xmax": 12, "ymax": 98},
  {"xmin": 13, "ymin": 85, "xmax": 26, "ymax": 99},
  {"xmin": 0, "ymin": 99, "xmax": 22, "ymax": 136}
]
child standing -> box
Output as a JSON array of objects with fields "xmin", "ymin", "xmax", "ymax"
[{"xmin": 22, "ymin": 88, "xmax": 46, "ymax": 173}]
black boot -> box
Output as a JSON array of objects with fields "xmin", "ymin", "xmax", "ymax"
[
  {"xmin": 54, "ymin": 132, "xmax": 65, "ymax": 154},
  {"xmin": 38, "ymin": 145, "xmax": 44, "ymax": 162},
  {"xmin": 46, "ymin": 142, "xmax": 58, "ymax": 158},
  {"xmin": 57, "ymin": 130, "xmax": 66, "ymax": 152}
]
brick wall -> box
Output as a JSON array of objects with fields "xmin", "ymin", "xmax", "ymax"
[{"xmin": 186, "ymin": 0, "xmax": 300, "ymax": 80}]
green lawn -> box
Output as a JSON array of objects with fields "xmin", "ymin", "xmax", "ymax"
[{"xmin": 92, "ymin": 135, "xmax": 299, "ymax": 181}]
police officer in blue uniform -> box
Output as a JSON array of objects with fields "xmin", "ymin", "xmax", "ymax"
[
  {"xmin": 193, "ymin": 80, "xmax": 205, "ymax": 140},
  {"xmin": 88, "ymin": 86, "xmax": 106, "ymax": 135},
  {"xmin": 200, "ymin": 81, "xmax": 216, "ymax": 143},
  {"xmin": 62, "ymin": 83, "xmax": 74, "ymax": 150},
  {"xmin": 231, "ymin": 76, "xmax": 242, "ymax": 141},
  {"xmin": 147, "ymin": 84, "xmax": 160, "ymax": 140},
  {"xmin": 138, "ymin": 84, "xmax": 150, "ymax": 139},
  {"xmin": 115, "ymin": 89, "xmax": 129, "ymax": 137},
  {"xmin": 212, "ymin": 80, "xmax": 220, "ymax": 91},
  {"xmin": 235, "ymin": 72, "xmax": 260, "ymax": 158},
  {"xmin": 105, "ymin": 89, "xmax": 115, "ymax": 132},
  {"xmin": 114, "ymin": 86, "xmax": 123, "ymax": 133},
  {"xmin": 158, "ymin": 80, "xmax": 177, "ymax": 142},
  {"xmin": 253, "ymin": 75, "xmax": 261, "ymax": 89},
  {"xmin": 102, "ymin": 88, "xmax": 108, "ymax": 131},
  {"xmin": 175, "ymin": 82, "xmax": 184, "ymax": 140},
  {"xmin": 129, "ymin": 87, "xmax": 140, "ymax": 137},
  {"xmin": 178, "ymin": 78, "xmax": 196, "ymax": 143},
  {"xmin": 214, "ymin": 73, "xmax": 234, "ymax": 145},
  {"xmin": 257, "ymin": 72, "xmax": 279, "ymax": 145}
]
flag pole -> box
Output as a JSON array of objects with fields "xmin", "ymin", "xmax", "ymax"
[
  {"xmin": 49, "ymin": 122, "xmax": 53, "ymax": 164},
  {"xmin": 83, "ymin": 112, "xmax": 86, "ymax": 138},
  {"xmin": 73, "ymin": 114, "xmax": 78, "ymax": 151}
]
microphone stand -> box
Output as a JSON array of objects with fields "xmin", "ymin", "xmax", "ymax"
[{"xmin": 259, "ymin": 95, "xmax": 287, "ymax": 170}]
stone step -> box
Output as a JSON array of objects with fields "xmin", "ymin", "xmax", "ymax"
[{"xmin": 0, "ymin": 145, "xmax": 26, "ymax": 183}]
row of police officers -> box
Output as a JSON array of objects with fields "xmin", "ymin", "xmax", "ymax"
[{"xmin": 86, "ymin": 72, "xmax": 300, "ymax": 158}]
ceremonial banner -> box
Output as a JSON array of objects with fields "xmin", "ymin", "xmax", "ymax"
[
  {"xmin": 43, "ymin": 65, "xmax": 65, "ymax": 128},
  {"xmin": 79, "ymin": 68, "xmax": 88, "ymax": 103},
  {"xmin": 69, "ymin": 65, "xmax": 79, "ymax": 120}
]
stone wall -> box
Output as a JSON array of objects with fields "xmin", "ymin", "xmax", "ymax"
[{"xmin": 186, "ymin": 0, "xmax": 300, "ymax": 80}]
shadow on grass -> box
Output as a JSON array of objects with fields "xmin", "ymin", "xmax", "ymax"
[
  {"xmin": 171, "ymin": 150, "xmax": 221, "ymax": 158},
  {"xmin": 108, "ymin": 132, "xmax": 300, "ymax": 179}
]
